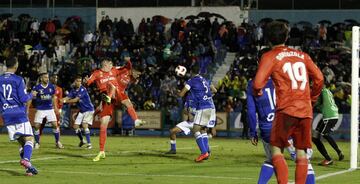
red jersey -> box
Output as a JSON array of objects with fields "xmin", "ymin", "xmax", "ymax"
[
  {"xmin": 116, "ymin": 61, "xmax": 134, "ymax": 91},
  {"xmin": 87, "ymin": 68, "xmax": 119, "ymax": 92},
  {"xmin": 54, "ymin": 85, "xmax": 63, "ymax": 109},
  {"xmin": 253, "ymin": 46, "xmax": 324, "ymax": 118}
]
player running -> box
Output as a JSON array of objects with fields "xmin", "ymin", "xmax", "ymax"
[
  {"xmin": 312, "ymin": 85, "xmax": 344, "ymax": 166},
  {"xmin": 62, "ymin": 75, "xmax": 94, "ymax": 149},
  {"xmin": 179, "ymin": 66, "xmax": 216, "ymax": 162},
  {"xmin": 253, "ymin": 21, "xmax": 324, "ymax": 184},
  {"xmin": 0, "ymin": 57, "xmax": 38, "ymax": 176},
  {"xmin": 32, "ymin": 72, "xmax": 64, "ymax": 149},
  {"xmin": 247, "ymin": 78, "xmax": 315, "ymax": 184}
]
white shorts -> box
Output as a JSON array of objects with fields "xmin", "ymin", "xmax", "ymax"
[
  {"xmin": 74, "ymin": 111, "xmax": 94, "ymax": 125},
  {"xmin": 176, "ymin": 121, "xmax": 194, "ymax": 135},
  {"xmin": 34, "ymin": 109, "xmax": 57, "ymax": 124},
  {"xmin": 6, "ymin": 122, "xmax": 33, "ymax": 140},
  {"xmin": 194, "ymin": 108, "xmax": 216, "ymax": 127}
]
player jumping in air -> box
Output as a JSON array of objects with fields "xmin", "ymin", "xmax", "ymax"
[
  {"xmin": 86, "ymin": 57, "xmax": 119, "ymax": 161},
  {"xmin": 32, "ymin": 72, "xmax": 64, "ymax": 149},
  {"xmin": 0, "ymin": 57, "xmax": 38, "ymax": 176},
  {"xmin": 62, "ymin": 75, "xmax": 94, "ymax": 149},
  {"xmin": 104, "ymin": 57, "xmax": 145, "ymax": 127},
  {"xmin": 253, "ymin": 21, "xmax": 324, "ymax": 184},
  {"xmin": 312, "ymin": 85, "xmax": 344, "ymax": 166}
]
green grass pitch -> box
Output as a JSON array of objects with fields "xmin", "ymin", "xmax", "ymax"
[{"xmin": 0, "ymin": 134, "xmax": 359, "ymax": 183}]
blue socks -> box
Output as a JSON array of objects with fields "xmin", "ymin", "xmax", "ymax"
[
  {"xmin": 23, "ymin": 141, "xmax": 33, "ymax": 161},
  {"xmin": 170, "ymin": 140, "xmax": 176, "ymax": 151},
  {"xmin": 201, "ymin": 133, "xmax": 210, "ymax": 153},
  {"xmin": 306, "ymin": 163, "xmax": 315, "ymax": 184},
  {"xmin": 34, "ymin": 129, "xmax": 40, "ymax": 144},
  {"xmin": 195, "ymin": 132, "xmax": 207, "ymax": 154},
  {"xmin": 53, "ymin": 128, "xmax": 60, "ymax": 143},
  {"xmin": 84, "ymin": 128, "xmax": 91, "ymax": 144},
  {"xmin": 258, "ymin": 163, "xmax": 274, "ymax": 184}
]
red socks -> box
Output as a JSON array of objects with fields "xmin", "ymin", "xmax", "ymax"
[
  {"xmin": 127, "ymin": 106, "xmax": 138, "ymax": 120},
  {"xmin": 99, "ymin": 125, "xmax": 107, "ymax": 151},
  {"xmin": 295, "ymin": 157, "xmax": 308, "ymax": 184},
  {"xmin": 272, "ymin": 154, "xmax": 289, "ymax": 184}
]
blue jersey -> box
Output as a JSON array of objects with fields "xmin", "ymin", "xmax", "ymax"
[
  {"xmin": 32, "ymin": 83, "xmax": 55, "ymax": 110},
  {"xmin": 0, "ymin": 72, "xmax": 32, "ymax": 125},
  {"xmin": 184, "ymin": 91, "xmax": 196, "ymax": 116},
  {"xmin": 185, "ymin": 75, "xmax": 215, "ymax": 110},
  {"xmin": 247, "ymin": 79, "xmax": 275, "ymax": 143},
  {"xmin": 68, "ymin": 86, "xmax": 94, "ymax": 113}
]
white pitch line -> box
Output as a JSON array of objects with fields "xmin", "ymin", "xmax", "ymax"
[
  {"xmin": 289, "ymin": 168, "xmax": 357, "ymax": 184},
  {"xmin": 315, "ymin": 168, "xmax": 356, "ymax": 180},
  {"xmin": 0, "ymin": 168, "xmax": 253, "ymax": 180}
]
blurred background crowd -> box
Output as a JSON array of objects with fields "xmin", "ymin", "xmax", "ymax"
[{"xmin": 0, "ymin": 13, "xmax": 353, "ymax": 127}]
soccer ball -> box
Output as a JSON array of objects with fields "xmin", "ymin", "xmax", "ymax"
[{"xmin": 175, "ymin": 65, "xmax": 187, "ymax": 77}]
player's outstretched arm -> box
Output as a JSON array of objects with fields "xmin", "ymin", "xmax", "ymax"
[
  {"xmin": 62, "ymin": 97, "xmax": 80, "ymax": 104},
  {"xmin": 178, "ymin": 85, "xmax": 189, "ymax": 97},
  {"xmin": 246, "ymin": 81, "xmax": 258, "ymax": 146},
  {"xmin": 306, "ymin": 55, "xmax": 324, "ymax": 104}
]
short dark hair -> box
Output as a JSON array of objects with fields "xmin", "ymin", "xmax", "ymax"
[
  {"xmin": 265, "ymin": 21, "xmax": 289, "ymax": 46},
  {"xmin": 190, "ymin": 65, "xmax": 200, "ymax": 75},
  {"xmin": 74, "ymin": 75, "xmax": 82, "ymax": 80},
  {"xmin": 38, "ymin": 72, "xmax": 48, "ymax": 77},
  {"xmin": 5, "ymin": 57, "xmax": 18, "ymax": 68}
]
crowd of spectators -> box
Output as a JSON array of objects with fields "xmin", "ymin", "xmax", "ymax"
[
  {"xmin": 0, "ymin": 14, "xmax": 353, "ymax": 128},
  {"xmin": 215, "ymin": 19, "xmax": 353, "ymax": 114}
]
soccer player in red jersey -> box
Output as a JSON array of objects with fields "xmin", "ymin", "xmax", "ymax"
[
  {"xmin": 106, "ymin": 57, "xmax": 145, "ymax": 127},
  {"xmin": 253, "ymin": 21, "xmax": 324, "ymax": 184},
  {"xmin": 85, "ymin": 57, "xmax": 119, "ymax": 161}
]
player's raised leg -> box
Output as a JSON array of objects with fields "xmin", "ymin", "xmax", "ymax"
[{"xmin": 121, "ymin": 98, "xmax": 145, "ymax": 127}]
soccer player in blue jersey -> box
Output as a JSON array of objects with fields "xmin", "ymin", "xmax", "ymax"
[
  {"xmin": 62, "ymin": 75, "xmax": 94, "ymax": 149},
  {"xmin": 0, "ymin": 57, "xmax": 38, "ymax": 176},
  {"xmin": 179, "ymin": 66, "xmax": 216, "ymax": 162},
  {"xmin": 32, "ymin": 72, "xmax": 64, "ymax": 149},
  {"xmin": 247, "ymin": 78, "xmax": 315, "ymax": 184}
]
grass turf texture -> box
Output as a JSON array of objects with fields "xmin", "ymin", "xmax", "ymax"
[{"xmin": 0, "ymin": 134, "xmax": 359, "ymax": 183}]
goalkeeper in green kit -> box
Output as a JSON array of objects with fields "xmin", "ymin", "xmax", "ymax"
[{"xmin": 312, "ymin": 85, "xmax": 344, "ymax": 166}]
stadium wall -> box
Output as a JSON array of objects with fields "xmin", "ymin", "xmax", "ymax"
[
  {"xmin": 96, "ymin": 6, "xmax": 248, "ymax": 30},
  {"xmin": 249, "ymin": 9, "xmax": 360, "ymax": 25},
  {"xmin": 0, "ymin": 8, "xmax": 96, "ymax": 31},
  {"xmin": 0, "ymin": 109, "xmax": 351, "ymax": 140}
]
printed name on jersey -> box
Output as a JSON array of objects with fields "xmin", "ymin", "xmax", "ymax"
[
  {"xmin": 3, "ymin": 103, "xmax": 19, "ymax": 110},
  {"xmin": 276, "ymin": 51, "xmax": 304, "ymax": 61},
  {"xmin": 100, "ymin": 77, "xmax": 116, "ymax": 84}
]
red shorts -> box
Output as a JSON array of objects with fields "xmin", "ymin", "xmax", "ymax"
[
  {"xmin": 270, "ymin": 112, "xmax": 312, "ymax": 150},
  {"xmin": 98, "ymin": 101, "xmax": 115, "ymax": 118}
]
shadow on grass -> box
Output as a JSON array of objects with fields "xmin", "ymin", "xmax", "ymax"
[{"xmin": 0, "ymin": 168, "xmax": 24, "ymax": 176}]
